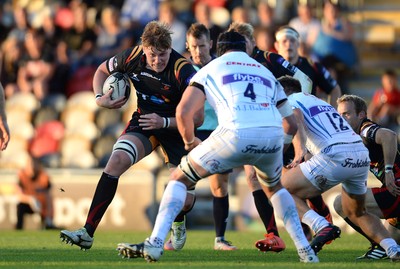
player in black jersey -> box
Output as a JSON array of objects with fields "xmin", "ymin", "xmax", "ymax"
[
  {"xmin": 337, "ymin": 94, "xmax": 400, "ymax": 260},
  {"xmin": 59, "ymin": 21, "xmax": 198, "ymax": 250},
  {"xmin": 274, "ymin": 26, "xmax": 341, "ymax": 108}
]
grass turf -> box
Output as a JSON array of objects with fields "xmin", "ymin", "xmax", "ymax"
[{"xmin": 0, "ymin": 230, "xmax": 396, "ymax": 269}]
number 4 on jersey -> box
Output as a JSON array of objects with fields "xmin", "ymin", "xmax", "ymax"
[{"xmin": 244, "ymin": 83, "xmax": 256, "ymax": 102}]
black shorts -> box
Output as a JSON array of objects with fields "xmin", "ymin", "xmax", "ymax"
[
  {"xmin": 372, "ymin": 180, "xmax": 400, "ymax": 219},
  {"xmin": 124, "ymin": 111, "xmax": 188, "ymax": 166},
  {"xmin": 283, "ymin": 143, "xmax": 295, "ymax": 166}
]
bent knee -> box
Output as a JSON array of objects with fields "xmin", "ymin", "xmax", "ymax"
[{"xmin": 333, "ymin": 194, "xmax": 344, "ymax": 217}]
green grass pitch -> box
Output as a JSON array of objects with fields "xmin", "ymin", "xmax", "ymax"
[{"xmin": 0, "ymin": 230, "xmax": 396, "ymax": 269}]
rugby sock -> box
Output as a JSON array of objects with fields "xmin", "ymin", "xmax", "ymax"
[
  {"xmin": 173, "ymin": 194, "xmax": 196, "ymax": 222},
  {"xmin": 150, "ymin": 181, "xmax": 187, "ymax": 245},
  {"xmin": 84, "ymin": 172, "xmax": 119, "ymax": 237},
  {"xmin": 253, "ymin": 189, "xmax": 279, "ymax": 236},
  {"xmin": 213, "ymin": 195, "xmax": 229, "ymax": 238},
  {"xmin": 302, "ymin": 210, "xmax": 330, "ymax": 233},
  {"xmin": 270, "ymin": 189, "xmax": 309, "ymax": 249},
  {"xmin": 380, "ymin": 238, "xmax": 398, "ymax": 258},
  {"xmin": 307, "ymin": 195, "xmax": 332, "ymax": 222},
  {"xmin": 343, "ymin": 217, "xmax": 374, "ymax": 243}
]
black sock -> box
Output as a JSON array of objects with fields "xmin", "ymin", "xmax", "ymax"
[
  {"xmin": 308, "ymin": 195, "xmax": 331, "ymax": 219},
  {"xmin": 252, "ymin": 189, "xmax": 279, "ymax": 236},
  {"xmin": 174, "ymin": 195, "xmax": 196, "ymax": 222},
  {"xmin": 84, "ymin": 172, "xmax": 119, "ymax": 237},
  {"xmin": 213, "ymin": 195, "xmax": 229, "ymax": 238}
]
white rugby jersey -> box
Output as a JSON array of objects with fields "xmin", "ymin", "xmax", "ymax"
[
  {"xmin": 190, "ymin": 51, "xmax": 287, "ymax": 130},
  {"xmin": 288, "ymin": 92, "xmax": 362, "ymax": 155}
]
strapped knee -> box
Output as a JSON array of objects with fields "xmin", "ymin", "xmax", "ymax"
[
  {"xmin": 112, "ymin": 139, "xmax": 138, "ymax": 166},
  {"xmin": 179, "ymin": 155, "xmax": 202, "ymax": 183},
  {"xmin": 257, "ymin": 173, "xmax": 280, "ymax": 188}
]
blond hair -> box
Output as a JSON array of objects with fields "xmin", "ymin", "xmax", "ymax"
[
  {"xmin": 141, "ymin": 21, "xmax": 172, "ymax": 51},
  {"xmin": 228, "ymin": 22, "xmax": 254, "ymax": 41},
  {"xmin": 337, "ymin": 94, "xmax": 368, "ymax": 115}
]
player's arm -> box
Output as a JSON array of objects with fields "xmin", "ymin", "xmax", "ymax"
[
  {"xmin": 92, "ymin": 61, "xmax": 127, "ymax": 109},
  {"xmin": 326, "ymin": 84, "xmax": 342, "ymax": 109},
  {"xmin": 0, "ymin": 82, "xmax": 9, "ymax": 151},
  {"xmin": 293, "ymin": 69, "xmax": 312, "ymax": 94},
  {"xmin": 287, "ymin": 108, "xmax": 308, "ymax": 168},
  {"xmin": 375, "ymin": 127, "xmax": 400, "ymax": 196},
  {"xmin": 266, "ymin": 52, "xmax": 312, "ymax": 93},
  {"xmin": 176, "ymin": 82, "xmax": 205, "ymax": 151},
  {"xmin": 277, "ymin": 100, "xmax": 297, "ymax": 152},
  {"xmin": 314, "ymin": 62, "xmax": 342, "ymax": 108}
]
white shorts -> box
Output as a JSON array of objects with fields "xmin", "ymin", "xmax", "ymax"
[
  {"xmin": 189, "ymin": 126, "xmax": 284, "ymax": 186},
  {"xmin": 300, "ymin": 142, "xmax": 370, "ymax": 195}
]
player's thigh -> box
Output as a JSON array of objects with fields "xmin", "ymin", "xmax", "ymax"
[
  {"xmin": 281, "ymin": 165, "xmax": 321, "ymax": 199},
  {"xmin": 244, "ymin": 165, "xmax": 262, "ymax": 191},
  {"xmin": 189, "ymin": 128, "xmax": 242, "ymax": 174}
]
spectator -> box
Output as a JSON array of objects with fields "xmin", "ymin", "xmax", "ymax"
[
  {"xmin": 15, "ymin": 155, "xmax": 60, "ymax": 230},
  {"xmin": 14, "ymin": 27, "xmax": 55, "ymax": 100},
  {"xmin": 0, "ymin": 82, "xmax": 10, "ymax": 151},
  {"xmin": 256, "ymin": 1, "xmax": 279, "ymax": 29},
  {"xmin": 0, "ymin": 3, "xmax": 12, "ymax": 43},
  {"xmin": 231, "ymin": 6, "xmax": 251, "ymax": 24},
  {"xmin": 289, "ymin": 2, "xmax": 321, "ymax": 57},
  {"xmin": 254, "ymin": 25, "xmax": 276, "ymax": 53},
  {"xmin": 311, "ymin": 0, "xmax": 357, "ymax": 89},
  {"xmin": 61, "ymin": 2, "xmax": 97, "ymax": 72},
  {"xmin": 0, "ymin": 36, "xmax": 22, "ymax": 98},
  {"xmin": 7, "ymin": 5, "xmax": 29, "ymax": 44},
  {"xmin": 193, "ymin": 2, "xmax": 225, "ymax": 55},
  {"xmin": 368, "ymin": 69, "xmax": 400, "ymax": 130},
  {"xmin": 120, "ymin": 0, "xmax": 159, "ymax": 43},
  {"xmin": 94, "ymin": 5, "xmax": 133, "ymax": 64},
  {"xmin": 158, "ymin": 1, "xmax": 187, "ymax": 54}
]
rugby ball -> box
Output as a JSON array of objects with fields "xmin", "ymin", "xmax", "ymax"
[{"xmin": 102, "ymin": 72, "xmax": 131, "ymax": 100}]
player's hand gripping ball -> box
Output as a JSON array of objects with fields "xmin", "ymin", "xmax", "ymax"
[{"xmin": 102, "ymin": 72, "xmax": 131, "ymax": 100}]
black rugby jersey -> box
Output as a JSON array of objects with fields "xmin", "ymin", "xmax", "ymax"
[
  {"xmin": 293, "ymin": 56, "xmax": 337, "ymax": 96},
  {"xmin": 358, "ymin": 118, "xmax": 400, "ymax": 183},
  {"xmin": 251, "ymin": 48, "xmax": 298, "ymax": 80},
  {"xmin": 106, "ymin": 45, "xmax": 196, "ymax": 117}
]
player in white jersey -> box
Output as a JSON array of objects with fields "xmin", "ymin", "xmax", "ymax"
[
  {"xmin": 278, "ymin": 76, "xmax": 400, "ymax": 261},
  {"xmin": 116, "ymin": 31, "xmax": 319, "ymax": 263}
]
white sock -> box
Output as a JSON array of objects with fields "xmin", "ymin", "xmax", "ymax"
[
  {"xmin": 302, "ymin": 209, "xmax": 330, "ymax": 233},
  {"xmin": 270, "ymin": 188, "xmax": 309, "ymax": 250},
  {"xmin": 380, "ymin": 238, "xmax": 398, "ymax": 258},
  {"xmin": 150, "ymin": 181, "xmax": 187, "ymax": 247}
]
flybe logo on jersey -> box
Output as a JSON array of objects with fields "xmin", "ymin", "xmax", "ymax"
[
  {"xmin": 309, "ymin": 105, "xmax": 334, "ymax": 116},
  {"xmin": 223, "ymin": 73, "xmax": 271, "ymax": 87}
]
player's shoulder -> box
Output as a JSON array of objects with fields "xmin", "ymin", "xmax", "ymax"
[
  {"xmin": 170, "ymin": 49, "xmax": 196, "ymax": 72},
  {"xmin": 122, "ymin": 45, "xmax": 143, "ymax": 63},
  {"xmin": 297, "ymin": 56, "xmax": 315, "ymax": 67}
]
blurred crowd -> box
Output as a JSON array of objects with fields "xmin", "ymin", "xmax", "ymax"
[{"xmin": 0, "ymin": 0, "xmax": 398, "ymax": 169}]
